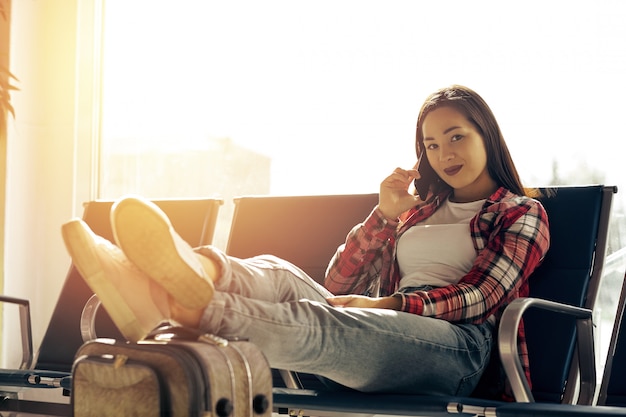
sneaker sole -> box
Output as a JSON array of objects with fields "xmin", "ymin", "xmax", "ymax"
[
  {"xmin": 111, "ymin": 197, "xmax": 214, "ymax": 309},
  {"xmin": 61, "ymin": 219, "xmax": 152, "ymax": 342}
]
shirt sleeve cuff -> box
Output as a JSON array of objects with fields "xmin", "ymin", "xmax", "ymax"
[
  {"xmin": 364, "ymin": 206, "xmax": 399, "ymax": 231},
  {"xmin": 392, "ymin": 291, "xmax": 426, "ymax": 315}
]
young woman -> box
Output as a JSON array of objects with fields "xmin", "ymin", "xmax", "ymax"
[{"xmin": 62, "ymin": 85, "xmax": 550, "ymax": 398}]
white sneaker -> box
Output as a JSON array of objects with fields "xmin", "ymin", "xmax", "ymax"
[
  {"xmin": 61, "ymin": 219, "xmax": 170, "ymax": 342},
  {"xmin": 111, "ymin": 196, "xmax": 215, "ymax": 309}
]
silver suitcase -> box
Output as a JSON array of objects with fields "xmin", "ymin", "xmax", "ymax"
[{"xmin": 72, "ymin": 325, "xmax": 272, "ymax": 417}]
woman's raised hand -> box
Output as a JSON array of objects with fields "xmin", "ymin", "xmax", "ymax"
[{"xmin": 378, "ymin": 167, "xmax": 421, "ymax": 220}]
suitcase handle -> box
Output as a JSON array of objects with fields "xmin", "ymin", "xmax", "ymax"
[{"xmin": 148, "ymin": 325, "xmax": 230, "ymax": 347}]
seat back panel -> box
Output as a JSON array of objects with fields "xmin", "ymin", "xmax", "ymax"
[{"xmin": 35, "ymin": 198, "xmax": 222, "ymax": 372}]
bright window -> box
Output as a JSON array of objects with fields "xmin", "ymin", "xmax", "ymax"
[{"xmin": 100, "ymin": 0, "xmax": 626, "ymax": 381}]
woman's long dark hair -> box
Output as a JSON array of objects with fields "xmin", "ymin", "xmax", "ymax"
[{"xmin": 415, "ymin": 85, "xmax": 530, "ymax": 197}]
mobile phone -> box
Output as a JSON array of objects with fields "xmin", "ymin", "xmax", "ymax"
[{"xmin": 413, "ymin": 150, "xmax": 437, "ymax": 199}]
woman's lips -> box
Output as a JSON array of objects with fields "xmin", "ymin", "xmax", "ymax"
[{"xmin": 443, "ymin": 165, "xmax": 462, "ymax": 176}]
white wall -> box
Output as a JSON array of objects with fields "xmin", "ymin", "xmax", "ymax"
[{"xmin": 2, "ymin": 0, "xmax": 98, "ymax": 367}]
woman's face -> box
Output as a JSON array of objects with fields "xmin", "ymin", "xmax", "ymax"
[{"xmin": 421, "ymin": 106, "xmax": 497, "ymax": 202}]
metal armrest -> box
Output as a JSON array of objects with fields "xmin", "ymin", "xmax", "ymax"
[
  {"xmin": 79, "ymin": 293, "xmax": 102, "ymax": 342},
  {"xmin": 0, "ymin": 295, "xmax": 34, "ymax": 370},
  {"xmin": 498, "ymin": 297, "xmax": 596, "ymax": 404},
  {"xmin": 278, "ymin": 369, "xmax": 304, "ymax": 389}
]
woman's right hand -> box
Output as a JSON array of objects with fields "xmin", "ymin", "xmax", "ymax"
[{"xmin": 378, "ymin": 167, "xmax": 421, "ymax": 220}]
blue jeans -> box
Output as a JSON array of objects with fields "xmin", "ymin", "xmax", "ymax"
[{"xmin": 196, "ymin": 247, "xmax": 494, "ymax": 396}]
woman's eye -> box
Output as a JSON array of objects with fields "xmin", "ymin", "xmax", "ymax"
[
  {"xmin": 451, "ymin": 134, "xmax": 463, "ymax": 142},
  {"xmin": 426, "ymin": 143, "xmax": 438, "ymax": 150}
]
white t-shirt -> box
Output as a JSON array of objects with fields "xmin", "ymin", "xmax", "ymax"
[{"xmin": 396, "ymin": 198, "xmax": 486, "ymax": 288}]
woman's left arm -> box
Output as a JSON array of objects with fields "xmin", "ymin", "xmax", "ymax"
[{"xmin": 396, "ymin": 198, "xmax": 550, "ymax": 323}]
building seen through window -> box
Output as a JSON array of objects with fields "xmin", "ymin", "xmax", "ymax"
[{"xmin": 99, "ymin": 0, "xmax": 626, "ymax": 381}]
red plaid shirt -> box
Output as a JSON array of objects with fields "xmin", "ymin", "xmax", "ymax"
[{"xmin": 324, "ymin": 186, "xmax": 550, "ymax": 393}]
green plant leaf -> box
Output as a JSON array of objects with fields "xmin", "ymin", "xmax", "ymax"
[{"xmin": 0, "ymin": 64, "xmax": 19, "ymax": 119}]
